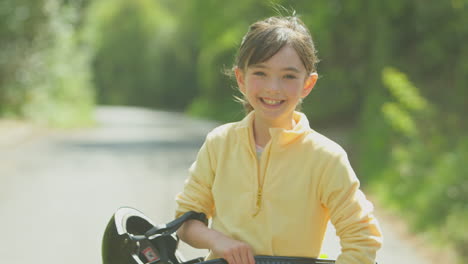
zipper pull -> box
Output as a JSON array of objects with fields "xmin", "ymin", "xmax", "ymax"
[{"xmin": 253, "ymin": 188, "xmax": 263, "ymax": 216}]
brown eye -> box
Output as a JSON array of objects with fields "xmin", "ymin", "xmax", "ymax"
[{"xmin": 253, "ymin": 71, "xmax": 266, "ymax": 76}]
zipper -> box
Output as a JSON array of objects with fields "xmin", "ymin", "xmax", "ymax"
[
  {"xmin": 254, "ymin": 187, "xmax": 263, "ymax": 216},
  {"xmin": 246, "ymin": 126, "xmax": 272, "ymax": 217},
  {"xmin": 246, "ymin": 127, "xmax": 261, "ymax": 217},
  {"xmin": 251, "ymin": 146, "xmax": 262, "ymax": 217},
  {"xmin": 253, "ymin": 141, "xmax": 271, "ymax": 217}
]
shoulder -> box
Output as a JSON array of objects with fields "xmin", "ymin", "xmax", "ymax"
[
  {"xmin": 293, "ymin": 112, "xmax": 346, "ymax": 158},
  {"xmin": 205, "ymin": 120, "xmax": 242, "ymax": 143},
  {"xmin": 304, "ymin": 132, "xmax": 358, "ymax": 188},
  {"xmin": 206, "ymin": 111, "xmax": 253, "ymax": 141},
  {"xmin": 303, "ymin": 130, "xmax": 347, "ymax": 159}
]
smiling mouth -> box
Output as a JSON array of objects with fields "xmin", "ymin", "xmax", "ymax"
[{"xmin": 260, "ymin": 98, "xmax": 285, "ymax": 106}]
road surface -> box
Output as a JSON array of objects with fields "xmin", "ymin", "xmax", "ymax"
[{"xmin": 0, "ymin": 106, "xmax": 435, "ymax": 264}]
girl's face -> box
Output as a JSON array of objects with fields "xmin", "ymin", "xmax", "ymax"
[{"xmin": 235, "ymin": 45, "xmax": 317, "ymax": 129}]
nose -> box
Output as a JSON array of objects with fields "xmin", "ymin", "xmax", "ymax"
[{"xmin": 266, "ymin": 78, "xmax": 281, "ymax": 93}]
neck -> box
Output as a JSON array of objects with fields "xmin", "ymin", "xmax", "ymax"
[
  {"xmin": 252, "ymin": 115, "xmax": 296, "ymax": 147},
  {"xmin": 253, "ymin": 119, "xmax": 271, "ymax": 148}
]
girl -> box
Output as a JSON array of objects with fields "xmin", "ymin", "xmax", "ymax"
[{"xmin": 175, "ymin": 15, "xmax": 383, "ymax": 264}]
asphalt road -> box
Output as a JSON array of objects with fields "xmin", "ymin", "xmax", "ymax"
[{"xmin": 0, "ymin": 106, "xmax": 434, "ymax": 264}]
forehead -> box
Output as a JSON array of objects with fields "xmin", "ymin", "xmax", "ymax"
[{"xmin": 249, "ymin": 45, "xmax": 305, "ymax": 72}]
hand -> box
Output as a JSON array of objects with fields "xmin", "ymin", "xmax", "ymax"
[{"xmin": 210, "ymin": 234, "xmax": 255, "ymax": 264}]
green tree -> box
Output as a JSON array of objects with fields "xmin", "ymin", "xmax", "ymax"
[
  {"xmin": 0, "ymin": 0, "xmax": 94, "ymax": 126},
  {"xmin": 375, "ymin": 68, "xmax": 467, "ymax": 263},
  {"xmin": 86, "ymin": 0, "xmax": 188, "ymax": 109}
]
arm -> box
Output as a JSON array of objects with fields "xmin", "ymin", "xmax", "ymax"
[
  {"xmin": 175, "ymin": 136, "xmax": 255, "ymax": 264},
  {"xmin": 321, "ymin": 151, "xmax": 383, "ymax": 264},
  {"xmin": 175, "ymin": 140, "xmax": 215, "ymax": 219},
  {"xmin": 177, "ymin": 219, "xmax": 255, "ymax": 264}
]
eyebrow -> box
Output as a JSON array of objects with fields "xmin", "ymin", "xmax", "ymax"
[{"xmin": 251, "ymin": 64, "xmax": 301, "ymax": 73}]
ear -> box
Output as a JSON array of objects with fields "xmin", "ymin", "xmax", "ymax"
[
  {"xmin": 235, "ymin": 67, "xmax": 246, "ymax": 94},
  {"xmin": 301, "ymin": 72, "xmax": 318, "ymax": 98}
]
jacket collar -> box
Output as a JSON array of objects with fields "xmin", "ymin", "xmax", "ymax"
[{"xmin": 236, "ymin": 111, "xmax": 313, "ymax": 147}]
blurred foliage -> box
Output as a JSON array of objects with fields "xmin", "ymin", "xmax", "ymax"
[
  {"xmin": 81, "ymin": 0, "xmax": 467, "ymax": 130},
  {"xmin": 84, "ymin": 0, "xmax": 189, "ymax": 108},
  {"xmin": 1, "ymin": 0, "xmax": 467, "ymax": 261},
  {"xmin": 0, "ymin": 0, "xmax": 94, "ymax": 127},
  {"xmin": 373, "ymin": 68, "xmax": 467, "ymax": 262}
]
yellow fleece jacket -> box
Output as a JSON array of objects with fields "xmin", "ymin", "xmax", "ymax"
[{"xmin": 175, "ymin": 111, "xmax": 382, "ymax": 264}]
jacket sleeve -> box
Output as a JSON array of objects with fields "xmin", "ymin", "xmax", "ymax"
[
  {"xmin": 320, "ymin": 150, "xmax": 383, "ymax": 264},
  {"xmin": 175, "ymin": 136, "xmax": 216, "ymax": 220}
]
